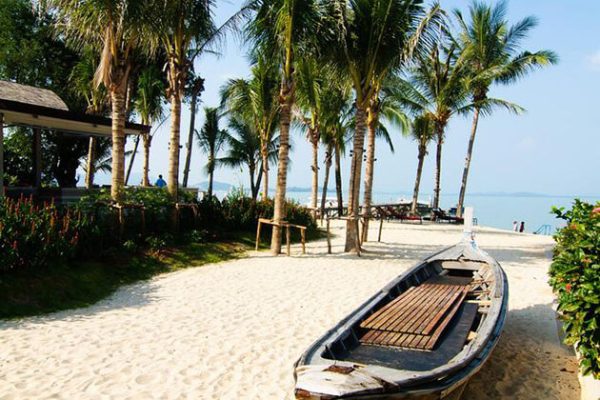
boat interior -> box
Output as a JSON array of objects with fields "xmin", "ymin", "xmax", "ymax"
[{"xmin": 321, "ymin": 258, "xmax": 496, "ymax": 371}]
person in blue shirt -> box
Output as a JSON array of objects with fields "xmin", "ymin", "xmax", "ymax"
[{"xmin": 155, "ymin": 174, "xmax": 167, "ymax": 188}]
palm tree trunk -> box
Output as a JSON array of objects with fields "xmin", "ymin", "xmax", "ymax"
[
  {"xmin": 254, "ymin": 164, "xmax": 263, "ymax": 200},
  {"xmin": 208, "ymin": 155, "xmax": 214, "ymax": 198},
  {"xmin": 261, "ymin": 142, "xmax": 269, "ymax": 201},
  {"xmin": 182, "ymin": 92, "xmax": 198, "ymax": 188},
  {"xmin": 168, "ymin": 92, "xmax": 182, "ymax": 199},
  {"xmin": 334, "ymin": 142, "xmax": 343, "ymax": 216},
  {"xmin": 85, "ymin": 136, "xmax": 96, "ymax": 189},
  {"xmin": 320, "ymin": 143, "xmax": 333, "ymax": 222},
  {"xmin": 142, "ymin": 133, "xmax": 151, "ymax": 187},
  {"xmin": 432, "ymin": 128, "xmax": 444, "ymax": 210},
  {"xmin": 345, "ymin": 105, "xmax": 367, "ymax": 252},
  {"xmin": 249, "ymin": 164, "xmax": 256, "ymax": 200},
  {"xmin": 361, "ymin": 110, "xmax": 377, "ymax": 242},
  {"xmin": 411, "ymin": 145, "xmax": 426, "ymax": 214},
  {"xmin": 125, "ymin": 135, "xmax": 140, "ymax": 185},
  {"xmin": 110, "ymin": 89, "xmax": 127, "ymax": 201},
  {"xmin": 456, "ymin": 107, "xmax": 480, "ymax": 218},
  {"xmin": 310, "ymin": 131, "xmax": 319, "ymax": 219},
  {"xmin": 270, "ymin": 81, "xmax": 294, "ymax": 254}
]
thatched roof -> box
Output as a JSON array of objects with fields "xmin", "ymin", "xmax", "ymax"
[{"xmin": 0, "ymin": 80, "xmax": 69, "ymax": 111}]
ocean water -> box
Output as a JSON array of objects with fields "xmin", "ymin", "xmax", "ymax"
[{"xmin": 212, "ymin": 188, "xmax": 598, "ymax": 235}]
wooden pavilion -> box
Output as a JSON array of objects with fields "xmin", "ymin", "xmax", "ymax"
[{"xmin": 0, "ymin": 80, "xmax": 150, "ymax": 202}]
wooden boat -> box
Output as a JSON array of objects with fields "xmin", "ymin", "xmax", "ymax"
[{"xmin": 294, "ymin": 239, "xmax": 508, "ymax": 399}]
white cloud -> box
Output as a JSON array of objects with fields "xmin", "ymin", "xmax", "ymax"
[{"xmin": 586, "ymin": 50, "xmax": 600, "ymax": 70}]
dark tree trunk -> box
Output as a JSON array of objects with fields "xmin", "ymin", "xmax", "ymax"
[
  {"xmin": 345, "ymin": 105, "xmax": 367, "ymax": 253},
  {"xmin": 456, "ymin": 107, "xmax": 481, "ymax": 218},
  {"xmin": 334, "ymin": 142, "xmax": 343, "ymax": 216},
  {"xmin": 411, "ymin": 144, "xmax": 427, "ymax": 214},
  {"xmin": 182, "ymin": 91, "xmax": 198, "ymax": 188},
  {"xmin": 125, "ymin": 135, "xmax": 141, "ymax": 185},
  {"xmin": 320, "ymin": 143, "xmax": 333, "ymax": 222}
]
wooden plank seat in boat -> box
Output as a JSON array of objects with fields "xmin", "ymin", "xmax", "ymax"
[{"xmin": 359, "ymin": 283, "xmax": 469, "ymax": 350}]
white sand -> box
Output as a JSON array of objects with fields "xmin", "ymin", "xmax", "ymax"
[{"xmin": 0, "ymin": 221, "xmax": 579, "ymax": 399}]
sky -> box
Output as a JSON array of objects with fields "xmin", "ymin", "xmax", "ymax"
[{"xmin": 97, "ymin": 0, "xmax": 600, "ymax": 197}]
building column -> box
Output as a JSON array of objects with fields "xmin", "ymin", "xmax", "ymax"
[
  {"xmin": 33, "ymin": 128, "xmax": 42, "ymax": 190},
  {"xmin": 0, "ymin": 113, "xmax": 4, "ymax": 197}
]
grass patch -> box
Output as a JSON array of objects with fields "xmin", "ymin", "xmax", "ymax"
[{"xmin": 0, "ymin": 238, "xmax": 249, "ymax": 320}]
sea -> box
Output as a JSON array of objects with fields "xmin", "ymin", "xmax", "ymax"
[{"xmin": 211, "ymin": 188, "xmax": 598, "ymax": 235}]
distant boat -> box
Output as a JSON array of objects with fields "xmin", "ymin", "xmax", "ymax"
[{"xmin": 294, "ymin": 240, "xmax": 508, "ymax": 399}]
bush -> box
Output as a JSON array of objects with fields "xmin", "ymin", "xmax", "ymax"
[
  {"xmin": 549, "ymin": 199, "xmax": 600, "ymax": 378},
  {"xmin": 0, "ymin": 196, "xmax": 89, "ymax": 271}
]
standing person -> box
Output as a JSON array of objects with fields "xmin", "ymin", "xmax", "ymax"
[
  {"xmin": 513, "ymin": 221, "xmax": 518, "ymax": 232},
  {"xmin": 519, "ymin": 221, "xmax": 525, "ymax": 233},
  {"xmin": 155, "ymin": 174, "xmax": 167, "ymax": 188}
]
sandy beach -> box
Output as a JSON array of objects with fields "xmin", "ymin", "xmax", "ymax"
[{"xmin": 0, "ymin": 221, "xmax": 579, "ymax": 399}]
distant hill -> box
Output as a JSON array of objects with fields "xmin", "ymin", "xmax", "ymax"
[{"xmin": 192, "ymin": 181, "xmax": 234, "ymax": 191}]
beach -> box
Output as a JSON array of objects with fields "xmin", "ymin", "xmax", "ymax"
[{"xmin": 0, "ymin": 221, "xmax": 579, "ymax": 399}]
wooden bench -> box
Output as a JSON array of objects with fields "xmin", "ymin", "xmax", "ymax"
[
  {"xmin": 255, "ymin": 218, "xmax": 306, "ymax": 256},
  {"xmin": 360, "ymin": 283, "xmax": 469, "ymax": 350}
]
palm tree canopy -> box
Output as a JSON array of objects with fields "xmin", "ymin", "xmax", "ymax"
[
  {"xmin": 218, "ymin": 117, "xmax": 279, "ymax": 170},
  {"xmin": 321, "ymin": 0, "xmax": 442, "ymax": 105},
  {"xmin": 410, "ymin": 113, "xmax": 435, "ymax": 148},
  {"xmin": 454, "ymin": 0, "xmax": 558, "ymax": 103},
  {"xmin": 196, "ymin": 107, "xmax": 228, "ymax": 172},
  {"xmin": 133, "ymin": 65, "xmax": 166, "ymax": 126}
]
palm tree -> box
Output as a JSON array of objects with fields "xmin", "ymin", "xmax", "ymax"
[
  {"xmin": 295, "ymin": 57, "xmax": 329, "ymax": 219},
  {"xmin": 220, "ymin": 54, "xmax": 280, "ymax": 201},
  {"xmin": 454, "ymin": 1, "xmax": 558, "ymax": 217},
  {"xmin": 132, "ymin": 65, "xmax": 165, "ymax": 187},
  {"xmin": 52, "ymin": 0, "xmax": 152, "ymax": 201},
  {"xmin": 196, "ymin": 107, "xmax": 228, "ymax": 198},
  {"xmin": 409, "ymin": 114, "xmax": 434, "ymax": 214},
  {"xmin": 411, "ymin": 40, "xmax": 471, "ymax": 211},
  {"xmin": 182, "ymin": 74, "xmax": 205, "ymax": 188},
  {"xmin": 322, "ymin": 0, "xmax": 439, "ymax": 252},
  {"xmin": 218, "ymin": 117, "xmax": 279, "ymax": 200},
  {"xmin": 248, "ymin": 0, "xmax": 320, "ymax": 254},
  {"xmin": 362, "ymin": 78, "xmax": 410, "ymax": 241}
]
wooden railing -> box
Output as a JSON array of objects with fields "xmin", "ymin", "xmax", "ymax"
[{"xmin": 255, "ymin": 218, "xmax": 307, "ymax": 256}]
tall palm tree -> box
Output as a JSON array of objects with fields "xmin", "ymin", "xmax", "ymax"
[
  {"xmin": 196, "ymin": 107, "xmax": 227, "ymax": 198},
  {"xmin": 218, "ymin": 117, "xmax": 279, "ymax": 200},
  {"xmin": 409, "ymin": 114, "xmax": 434, "ymax": 214},
  {"xmin": 220, "ymin": 54, "xmax": 280, "ymax": 201},
  {"xmin": 362, "ymin": 77, "xmax": 410, "ymax": 241},
  {"xmin": 132, "ymin": 65, "xmax": 165, "ymax": 186},
  {"xmin": 454, "ymin": 1, "xmax": 558, "ymax": 217},
  {"xmin": 52, "ymin": 0, "xmax": 152, "ymax": 200},
  {"xmin": 182, "ymin": 74, "xmax": 206, "ymax": 188},
  {"xmin": 322, "ymin": 0, "xmax": 439, "ymax": 252},
  {"xmin": 295, "ymin": 57, "xmax": 328, "ymax": 219},
  {"xmin": 248, "ymin": 0, "xmax": 320, "ymax": 254}
]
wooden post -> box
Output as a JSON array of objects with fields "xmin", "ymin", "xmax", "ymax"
[
  {"xmin": 32, "ymin": 128, "xmax": 42, "ymax": 190},
  {"xmin": 378, "ymin": 218, "xmax": 383, "ymax": 242},
  {"xmin": 286, "ymin": 225, "xmax": 291, "ymax": 256},
  {"xmin": 0, "ymin": 113, "xmax": 4, "ymax": 197},
  {"xmin": 326, "ymin": 218, "xmax": 331, "ymax": 254},
  {"xmin": 255, "ymin": 219, "xmax": 262, "ymax": 250},
  {"xmin": 300, "ymin": 228, "xmax": 306, "ymax": 254}
]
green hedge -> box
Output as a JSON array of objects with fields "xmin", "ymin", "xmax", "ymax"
[{"xmin": 550, "ymin": 199, "xmax": 600, "ymax": 378}]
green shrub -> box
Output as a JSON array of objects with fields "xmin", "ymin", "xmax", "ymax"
[
  {"xmin": 0, "ymin": 196, "xmax": 89, "ymax": 271},
  {"xmin": 550, "ymin": 199, "xmax": 600, "ymax": 378}
]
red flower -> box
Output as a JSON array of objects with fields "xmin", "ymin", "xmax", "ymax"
[
  {"xmin": 592, "ymin": 207, "xmax": 600, "ymax": 215},
  {"xmin": 565, "ymin": 283, "xmax": 572, "ymax": 293}
]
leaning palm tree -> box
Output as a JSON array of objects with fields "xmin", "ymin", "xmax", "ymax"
[
  {"xmin": 196, "ymin": 107, "xmax": 228, "ymax": 198},
  {"xmin": 218, "ymin": 116, "xmax": 279, "ymax": 200},
  {"xmin": 322, "ymin": 0, "xmax": 440, "ymax": 252},
  {"xmin": 454, "ymin": 1, "xmax": 558, "ymax": 217},
  {"xmin": 182, "ymin": 73, "xmax": 205, "ymax": 188},
  {"xmin": 52, "ymin": 0, "xmax": 152, "ymax": 200},
  {"xmin": 247, "ymin": 0, "xmax": 320, "ymax": 254},
  {"xmin": 220, "ymin": 53, "xmax": 280, "ymax": 201},
  {"xmin": 132, "ymin": 65, "xmax": 165, "ymax": 186},
  {"xmin": 409, "ymin": 114, "xmax": 434, "ymax": 214}
]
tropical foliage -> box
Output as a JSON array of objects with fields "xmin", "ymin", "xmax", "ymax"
[{"xmin": 550, "ymin": 200, "xmax": 600, "ymax": 378}]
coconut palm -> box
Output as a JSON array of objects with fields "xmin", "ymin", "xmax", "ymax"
[
  {"xmin": 409, "ymin": 114, "xmax": 434, "ymax": 214},
  {"xmin": 220, "ymin": 54, "xmax": 280, "ymax": 201},
  {"xmin": 52, "ymin": 0, "xmax": 153, "ymax": 200},
  {"xmin": 454, "ymin": 1, "xmax": 558, "ymax": 217},
  {"xmin": 132, "ymin": 65, "xmax": 166, "ymax": 187},
  {"xmin": 196, "ymin": 107, "xmax": 228, "ymax": 198},
  {"xmin": 322, "ymin": 0, "xmax": 440, "ymax": 252},
  {"xmin": 218, "ymin": 117, "xmax": 280, "ymax": 200},
  {"xmin": 247, "ymin": 0, "xmax": 320, "ymax": 254},
  {"xmin": 182, "ymin": 74, "xmax": 206, "ymax": 188}
]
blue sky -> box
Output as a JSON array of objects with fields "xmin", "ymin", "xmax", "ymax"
[{"xmin": 107, "ymin": 0, "xmax": 600, "ymax": 197}]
